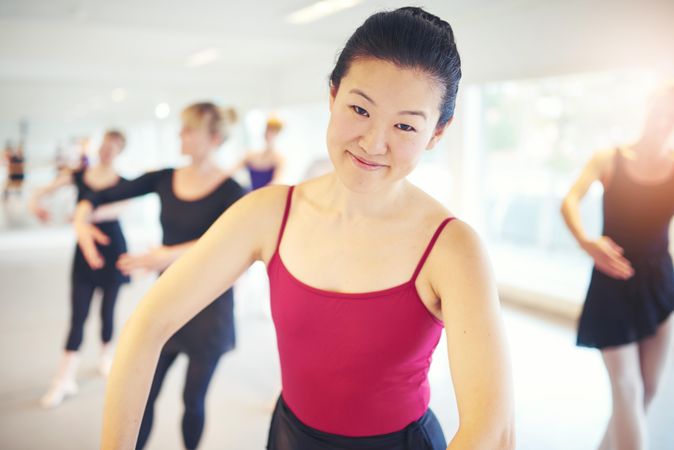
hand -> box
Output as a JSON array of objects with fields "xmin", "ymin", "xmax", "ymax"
[
  {"xmin": 116, "ymin": 246, "xmax": 176, "ymax": 275},
  {"xmin": 30, "ymin": 203, "xmax": 50, "ymax": 223},
  {"xmin": 74, "ymin": 222, "xmax": 110, "ymax": 270},
  {"xmin": 582, "ymin": 236, "xmax": 634, "ymax": 280}
]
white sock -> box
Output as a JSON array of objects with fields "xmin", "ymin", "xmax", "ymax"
[{"xmin": 40, "ymin": 352, "xmax": 79, "ymax": 408}]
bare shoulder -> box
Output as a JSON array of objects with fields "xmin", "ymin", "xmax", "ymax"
[
  {"xmin": 405, "ymin": 181, "xmax": 454, "ymax": 220},
  {"xmin": 237, "ymin": 184, "xmax": 293, "ymax": 262},
  {"xmin": 238, "ymin": 183, "xmax": 291, "ymax": 221},
  {"xmin": 420, "ymin": 219, "xmax": 501, "ymax": 322},
  {"xmin": 427, "ymin": 218, "xmax": 494, "ymax": 291},
  {"xmin": 291, "ymin": 173, "xmax": 335, "ymax": 209},
  {"xmin": 590, "ymin": 147, "xmax": 618, "ymax": 173},
  {"xmin": 435, "ymin": 219, "xmax": 487, "ymax": 262}
]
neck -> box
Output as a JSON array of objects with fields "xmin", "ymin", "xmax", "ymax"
[
  {"xmin": 188, "ymin": 154, "xmax": 218, "ymax": 173},
  {"xmin": 323, "ymin": 173, "xmax": 407, "ymax": 220}
]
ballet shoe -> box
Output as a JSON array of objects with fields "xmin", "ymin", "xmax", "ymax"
[
  {"xmin": 40, "ymin": 379, "xmax": 78, "ymax": 409},
  {"xmin": 98, "ymin": 353, "xmax": 113, "ymax": 377}
]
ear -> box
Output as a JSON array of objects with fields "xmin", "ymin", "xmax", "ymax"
[
  {"xmin": 329, "ymin": 82, "xmax": 338, "ymax": 112},
  {"xmin": 212, "ymin": 132, "xmax": 225, "ymax": 147},
  {"xmin": 426, "ymin": 117, "xmax": 453, "ymax": 150}
]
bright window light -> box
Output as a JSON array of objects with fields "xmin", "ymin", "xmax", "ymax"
[{"xmin": 286, "ymin": 0, "xmax": 363, "ymax": 25}]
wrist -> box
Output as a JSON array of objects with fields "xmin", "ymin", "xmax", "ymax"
[
  {"xmin": 161, "ymin": 245, "xmax": 180, "ymax": 264},
  {"xmin": 578, "ymin": 236, "xmax": 593, "ymax": 251}
]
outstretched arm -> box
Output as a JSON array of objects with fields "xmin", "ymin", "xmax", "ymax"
[
  {"xmin": 432, "ymin": 221, "xmax": 515, "ymax": 450},
  {"xmin": 29, "ymin": 171, "xmax": 74, "ymax": 222},
  {"xmin": 101, "ymin": 185, "xmax": 287, "ymax": 449}
]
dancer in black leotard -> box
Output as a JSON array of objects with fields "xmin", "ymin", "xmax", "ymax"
[
  {"xmin": 30, "ymin": 130, "xmax": 130, "ymax": 408},
  {"xmin": 74, "ymin": 103, "xmax": 244, "ymax": 450},
  {"xmin": 561, "ymin": 84, "xmax": 674, "ymax": 450}
]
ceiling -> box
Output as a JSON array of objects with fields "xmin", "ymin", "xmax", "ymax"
[{"xmin": 1, "ymin": 0, "xmax": 672, "ymax": 151}]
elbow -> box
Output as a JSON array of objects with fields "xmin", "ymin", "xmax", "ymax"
[
  {"xmin": 496, "ymin": 420, "xmax": 516, "ymax": 450},
  {"xmin": 122, "ymin": 309, "xmax": 168, "ymax": 351},
  {"xmin": 559, "ymin": 196, "xmax": 574, "ymax": 219},
  {"xmin": 559, "ymin": 196, "xmax": 569, "ymax": 214},
  {"xmin": 481, "ymin": 417, "xmax": 515, "ymax": 450},
  {"xmin": 453, "ymin": 413, "xmax": 516, "ymax": 450}
]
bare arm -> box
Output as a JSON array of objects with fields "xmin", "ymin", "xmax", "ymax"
[
  {"xmin": 101, "ymin": 186, "xmax": 287, "ymax": 449},
  {"xmin": 89, "ymin": 201, "xmax": 129, "ymax": 223},
  {"xmin": 560, "ymin": 149, "xmax": 612, "ymax": 246},
  {"xmin": 560, "ymin": 149, "xmax": 633, "ymax": 279},
  {"xmin": 230, "ymin": 154, "xmax": 249, "ymax": 175},
  {"xmin": 432, "ymin": 221, "xmax": 515, "ymax": 450},
  {"xmin": 116, "ymin": 240, "xmax": 197, "ymax": 275},
  {"xmin": 270, "ymin": 152, "xmax": 285, "ymax": 184},
  {"xmin": 29, "ymin": 171, "xmax": 74, "ymax": 222}
]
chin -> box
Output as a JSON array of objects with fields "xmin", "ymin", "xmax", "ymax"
[{"xmin": 334, "ymin": 167, "xmax": 390, "ymax": 194}]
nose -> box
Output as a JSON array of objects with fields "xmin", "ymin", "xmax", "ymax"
[{"xmin": 358, "ymin": 123, "xmax": 388, "ymax": 156}]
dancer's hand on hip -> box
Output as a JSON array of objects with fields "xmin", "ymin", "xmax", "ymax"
[
  {"xmin": 74, "ymin": 222, "xmax": 109, "ymax": 269},
  {"xmin": 583, "ymin": 236, "xmax": 634, "ymax": 280}
]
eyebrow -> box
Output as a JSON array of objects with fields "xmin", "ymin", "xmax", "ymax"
[{"xmin": 349, "ymin": 88, "xmax": 427, "ymax": 120}]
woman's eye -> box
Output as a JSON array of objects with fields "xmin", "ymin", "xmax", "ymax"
[
  {"xmin": 395, "ymin": 123, "xmax": 416, "ymax": 132},
  {"xmin": 351, "ymin": 105, "xmax": 369, "ymax": 117}
]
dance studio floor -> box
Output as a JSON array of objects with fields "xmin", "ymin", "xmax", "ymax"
[{"xmin": 1, "ymin": 226, "xmax": 672, "ymax": 450}]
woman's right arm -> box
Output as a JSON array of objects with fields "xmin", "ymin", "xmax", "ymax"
[
  {"xmin": 560, "ymin": 149, "xmax": 633, "ymax": 279},
  {"xmin": 29, "ymin": 171, "xmax": 74, "ymax": 222},
  {"xmin": 101, "ymin": 185, "xmax": 286, "ymax": 450}
]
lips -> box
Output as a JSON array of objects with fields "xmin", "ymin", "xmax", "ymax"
[{"xmin": 347, "ymin": 151, "xmax": 386, "ymax": 170}]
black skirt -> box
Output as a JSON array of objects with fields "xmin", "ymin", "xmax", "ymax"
[
  {"xmin": 71, "ymin": 220, "xmax": 130, "ymax": 287},
  {"xmin": 266, "ymin": 395, "xmax": 446, "ymax": 450},
  {"xmin": 577, "ymin": 250, "xmax": 674, "ymax": 349}
]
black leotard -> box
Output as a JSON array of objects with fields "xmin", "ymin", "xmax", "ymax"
[
  {"xmin": 72, "ymin": 169, "xmax": 130, "ymax": 286},
  {"xmin": 577, "ymin": 150, "xmax": 674, "ymax": 348},
  {"xmin": 87, "ymin": 168, "xmax": 245, "ymax": 356}
]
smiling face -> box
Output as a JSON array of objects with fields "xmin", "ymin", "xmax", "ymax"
[
  {"xmin": 327, "ymin": 57, "xmax": 448, "ymax": 193},
  {"xmin": 642, "ymin": 88, "xmax": 674, "ymax": 149},
  {"xmin": 179, "ymin": 114, "xmax": 221, "ymax": 160}
]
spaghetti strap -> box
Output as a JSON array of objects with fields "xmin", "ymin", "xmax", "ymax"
[
  {"xmin": 275, "ymin": 186, "xmax": 295, "ymax": 254},
  {"xmin": 411, "ymin": 217, "xmax": 456, "ymax": 282}
]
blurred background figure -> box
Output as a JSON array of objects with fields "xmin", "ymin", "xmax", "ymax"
[
  {"xmin": 72, "ymin": 102, "xmax": 244, "ymax": 450},
  {"xmin": 30, "ymin": 130, "xmax": 131, "ymax": 408},
  {"xmin": 561, "ymin": 84, "xmax": 674, "ymax": 450},
  {"xmin": 77, "ymin": 138, "xmax": 91, "ymax": 171},
  {"xmin": 235, "ymin": 115, "xmax": 285, "ymax": 191},
  {"xmin": 3, "ymin": 140, "xmax": 25, "ymax": 201}
]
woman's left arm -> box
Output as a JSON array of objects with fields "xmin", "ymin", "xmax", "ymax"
[{"xmin": 431, "ymin": 220, "xmax": 515, "ymax": 450}]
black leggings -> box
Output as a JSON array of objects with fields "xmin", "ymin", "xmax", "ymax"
[
  {"xmin": 65, "ymin": 279, "xmax": 121, "ymax": 351},
  {"xmin": 136, "ymin": 350, "xmax": 222, "ymax": 450}
]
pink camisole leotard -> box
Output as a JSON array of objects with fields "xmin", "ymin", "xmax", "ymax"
[{"xmin": 267, "ymin": 186, "xmax": 454, "ymax": 436}]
